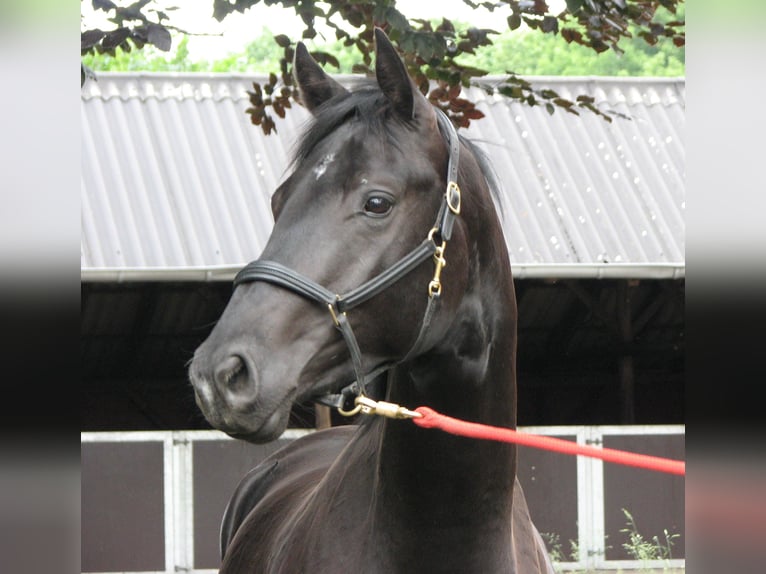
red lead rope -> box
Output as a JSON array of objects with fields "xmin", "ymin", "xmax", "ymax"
[{"xmin": 412, "ymin": 407, "xmax": 685, "ymax": 476}]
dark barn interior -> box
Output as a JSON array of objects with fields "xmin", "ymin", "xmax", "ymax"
[{"xmin": 81, "ymin": 277, "xmax": 683, "ymax": 431}]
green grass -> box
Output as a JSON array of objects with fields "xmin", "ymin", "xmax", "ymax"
[
  {"xmin": 540, "ymin": 508, "xmax": 682, "ymax": 573},
  {"xmin": 619, "ymin": 508, "xmax": 680, "ymax": 571}
]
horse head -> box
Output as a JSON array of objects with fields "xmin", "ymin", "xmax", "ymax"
[{"xmin": 189, "ymin": 29, "xmax": 497, "ymax": 443}]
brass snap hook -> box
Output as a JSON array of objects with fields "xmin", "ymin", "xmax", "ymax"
[
  {"xmin": 428, "ymin": 239, "xmax": 447, "ymax": 298},
  {"xmin": 338, "ymin": 395, "xmax": 422, "ymax": 419}
]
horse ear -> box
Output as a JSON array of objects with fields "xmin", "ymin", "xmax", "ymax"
[
  {"xmin": 374, "ymin": 28, "xmax": 434, "ymax": 125},
  {"xmin": 293, "ymin": 42, "xmax": 348, "ymax": 113},
  {"xmin": 374, "ymin": 28, "xmax": 412, "ymax": 119}
]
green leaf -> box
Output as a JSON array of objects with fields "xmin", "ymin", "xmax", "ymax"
[
  {"xmin": 93, "ymin": 0, "xmax": 117, "ymax": 11},
  {"xmin": 561, "ymin": 28, "xmax": 582, "ymax": 43},
  {"xmin": 436, "ymin": 18, "xmax": 455, "ymax": 34},
  {"xmin": 639, "ymin": 31, "xmax": 658, "ymax": 46},
  {"xmin": 415, "ymin": 35, "xmax": 434, "ymax": 62},
  {"xmin": 147, "ymin": 24, "xmax": 171, "ymax": 52},
  {"xmin": 274, "ymin": 34, "xmax": 291, "ymax": 48},
  {"xmin": 541, "ymin": 16, "xmax": 559, "ymax": 34},
  {"xmin": 459, "ymin": 65, "xmax": 489, "ymax": 78},
  {"xmin": 399, "ymin": 33, "xmax": 415, "ymax": 53},
  {"xmin": 347, "ymin": 9, "xmax": 363, "ymax": 28},
  {"xmin": 523, "ymin": 16, "xmax": 539, "ymax": 30},
  {"xmin": 385, "ymin": 7, "xmax": 410, "ymax": 31},
  {"xmin": 312, "ymin": 51, "xmax": 340, "ymax": 69},
  {"xmin": 457, "ymin": 40, "xmax": 475, "ymax": 54},
  {"xmin": 508, "ymin": 14, "xmax": 521, "ymax": 30},
  {"xmin": 262, "ymin": 116, "xmax": 276, "ymax": 135},
  {"xmin": 81, "ymin": 29, "xmax": 106, "ymax": 52},
  {"xmin": 351, "ymin": 63, "xmax": 372, "ymax": 74},
  {"xmin": 463, "ymin": 107, "xmax": 485, "ymax": 120},
  {"xmin": 102, "ymin": 28, "xmax": 130, "ymax": 50}
]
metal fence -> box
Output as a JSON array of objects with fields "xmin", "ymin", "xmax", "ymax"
[{"xmin": 81, "ymin": 425, "xmax": 684, "ymax": 573}]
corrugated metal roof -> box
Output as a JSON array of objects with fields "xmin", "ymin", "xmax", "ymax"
[{"xmin": 81, "ymin": 73, "xmax": 684, "ymax": 280}]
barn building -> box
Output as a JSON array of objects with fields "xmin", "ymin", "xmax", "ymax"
[{"xmin": 81, "ymin": 73, "xmax": 684, "ymax": 573}]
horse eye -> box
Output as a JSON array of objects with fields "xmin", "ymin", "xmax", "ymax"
[{"xmin": 363, "ymin": 195, "xmax": 393, "ymax": 216}]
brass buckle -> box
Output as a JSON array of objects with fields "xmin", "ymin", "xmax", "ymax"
[
  {"xmin": 446, "ymin": 181, "xmax": 461, "ymax": 215},
  {"xmin": 327, "ymin": 299, "xmax": 345, "ymax": 327}
]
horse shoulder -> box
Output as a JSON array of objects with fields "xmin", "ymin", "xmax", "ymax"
[
  {"xmin": 220, "ymin": 426, "xmax": 355, "ymax": 565},
  {"xmin": 512, "ymin": 477, "xmax": 556, "ymax": 574}
]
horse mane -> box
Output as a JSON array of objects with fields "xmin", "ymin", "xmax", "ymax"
[
  {"xmin": 290, "ymin": 78, "xmax": 398, "ymax": 167},
  {"xmin": 460, "ymin": 136, "xmax": 506, "ymax": 219},
  {"xmin": 290, "ymin": 78, "xmax": 505, "ymax": 215}
]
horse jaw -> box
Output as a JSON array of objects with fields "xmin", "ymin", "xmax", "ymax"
[{"xmin": 188, "ymin": 287, "xmax": 347, "ymax": 444}]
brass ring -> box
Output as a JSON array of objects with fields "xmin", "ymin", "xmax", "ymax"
[{"xmin": 337, "ymin": 402, "xmax": 363, "ymax": 417}]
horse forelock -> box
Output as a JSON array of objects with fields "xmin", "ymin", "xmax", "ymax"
[
  {"xmin": 288, "ymin": 78, "xmax": 504, "ymax": 221},
  {"xmin": 290, "ymin": 80, "xmax": 402, "ymax": 169}
]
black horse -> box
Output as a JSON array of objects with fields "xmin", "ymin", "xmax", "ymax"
[{"xmin": 189, "ymin": 28, "xmax": 554, "ymax": 574}]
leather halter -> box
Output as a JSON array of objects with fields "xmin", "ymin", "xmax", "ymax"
[{"xmin": 233, "ymin": 109, "xmax": 462, "ymax": 411}]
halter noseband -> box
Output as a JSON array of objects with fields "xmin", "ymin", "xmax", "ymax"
[{"xmin": 233, "ymin": 109, "xmax": 461, "ymax": 412}]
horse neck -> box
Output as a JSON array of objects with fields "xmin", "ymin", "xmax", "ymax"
[
  {"xmin": 390, "ymin": 175, "xmax": 518, "ymax": 426},
  {"xmin": 366, "ymin": 200, "xmax": 519, "ymax": 567}
]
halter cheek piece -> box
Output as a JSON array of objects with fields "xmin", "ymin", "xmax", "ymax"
[{"xmin": 233, "ymin": 109, "xmax": 461, "ymax": 412}]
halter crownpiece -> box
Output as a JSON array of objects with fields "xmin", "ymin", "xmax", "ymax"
[{"xmin": 233, "ymin": 109, "xmax": 462, "ymax": 412}]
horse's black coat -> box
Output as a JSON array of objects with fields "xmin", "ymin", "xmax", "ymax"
[{"xmin": 190, "ymin": 28, "xmax": 554, "ymax": 573}]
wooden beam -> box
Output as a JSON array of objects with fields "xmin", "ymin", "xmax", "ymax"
[
  {"xmin": 315, "ymin": 404, "xmax": 332, "ymax": 430},
  {"xmin": 617, "ymin": 280, "xmax": 636, "ymax": 424},
  {"xmin": 562, "ymin": 280, "xmax": 620, "ymax": 339},
  {"xmin": 632, "ymin": 281, "xmax": 680, "ymax": 338}
]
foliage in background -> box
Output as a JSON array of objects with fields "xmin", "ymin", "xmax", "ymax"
[
  {"xmin": 540, "ymin": 509, "xmax": 681, "ymax": 573},
  {"xmin": 82, "ymin": 0, "xmax": 685, "ymax": 133},
  {"xmin": 83, "ymin": 19, "xmax": 684, "ymax": 77},
  {"xmin": 620, "ymin": 508, "xmax": 680, "ymax": 569},
  {"xmin": 458, "ymin": 8, "xmax": 684, "ymax": 77},
  {"xmin": 539, "ymin": 531, "xmax": 581, "ymax": 565},
  {"xmin": 82, "ymin": 33, "xmax": 286, "ymax": 72}
]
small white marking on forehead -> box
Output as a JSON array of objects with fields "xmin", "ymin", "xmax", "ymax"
[{"xmin": 313, "ymin": 153, "xmax": 336, "ymax": 180}]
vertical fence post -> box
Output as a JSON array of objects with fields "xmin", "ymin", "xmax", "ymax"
[
  {"xmin": 163, "ymin": 435, "xmax": 176, "ymax": 573},
  {"xmin": 169, "ymin": 433, "xmax": 195, "ymax": 572},
  {"xmin": 576, "ymin": 426, "xmax": 606, "ymax": 570}
]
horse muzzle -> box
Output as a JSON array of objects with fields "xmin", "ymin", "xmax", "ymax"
[{"xmin": 189, "ymin": 349, "xmax": 296, "ymax": 443}]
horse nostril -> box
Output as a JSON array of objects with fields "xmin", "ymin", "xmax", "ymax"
[{"xmin": 215, "ymin": 355, "xmax": 246, "ymax": 387}]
